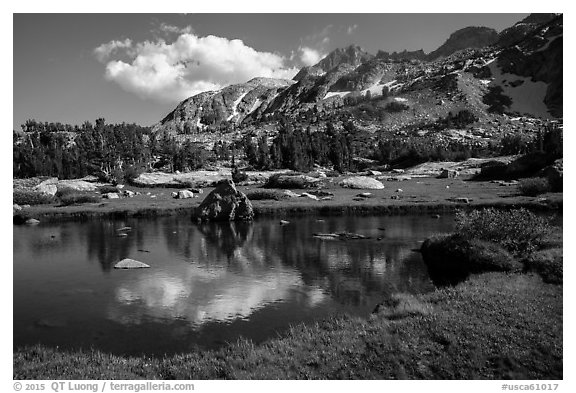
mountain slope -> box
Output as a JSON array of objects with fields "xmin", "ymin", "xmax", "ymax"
[
  {"xmin": 153, "ymin": 14, "xmax": 562, "ymax": 145},
  {"xmin": 427, "ymin": 26, "xmax": 498, "ymax": 60},
  {"xmin": 154, "ymin": 77, "xmax": 294, "ymax": 135}
]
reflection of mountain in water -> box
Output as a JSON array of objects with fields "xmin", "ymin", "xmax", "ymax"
[
  {"xmin": 103, "ymin": 216, "xmax": 443, "ymax": 329},
  {"xmin": 14, "ymin": 214, "xmax": 459, "ymax": 354}
]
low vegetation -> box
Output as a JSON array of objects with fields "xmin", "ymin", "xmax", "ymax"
[
  {"xmin": 524, "ymin": 248, "xmax": 563, "ymax": 284},
  {"xmin": 518, "ymin": 177, "xmax": 550, "ymax": 196},
  {"xmin": 245, "ymin": 189, "xmax": 289, "ymax": 201},
  {"xmin": 97, "ymin": 185, "xmax": 120, "ymax": 194},
  {"xmin": 455, "ymin": 208, "xmax": 551, "ymax": 257},
  {"xmin": 58, "ymin": 191, "xmax": 101, "ymax": 206},
  {"xmin": 13, "ymin": 190, "xmax": 56, "ymax": 205},
  {"xmin": 421, "ymin": 235, "xmax": 520, "ymax": 286}
]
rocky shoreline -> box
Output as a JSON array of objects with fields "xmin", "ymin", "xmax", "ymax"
[{"xmin": 15, "ymin": 186, "xmax": 562, "ymax": 224}]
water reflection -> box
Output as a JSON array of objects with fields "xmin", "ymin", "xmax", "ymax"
[{"xmin": 14, "ymin": 215, "xmax": 454, "ymax": 354}]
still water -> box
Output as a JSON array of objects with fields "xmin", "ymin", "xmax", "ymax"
[{"xmin": 14, "ymin": 214, "xmax": 455, "ymax": 356}]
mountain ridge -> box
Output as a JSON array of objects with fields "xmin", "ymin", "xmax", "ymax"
[{"xmin": 153, "ymin": 13, "xmax": 562, "ymax": 145}]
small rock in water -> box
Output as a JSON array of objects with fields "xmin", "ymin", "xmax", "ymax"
[
  {"xmin": 280, "ymin": 220, "xmax": 290, "ymax": 225},
  {"xmin": 378, "ymin": 227, "xmax": 386, "ymax": 231},
  {"xmin": 431, "ymin": 214, "xmax": 441, "ymax": 219},
  {"xmin": 396, "ymin": 189, "xmax": 403, "ymax": 192},
  {"xmin": 356, "ymin": 192, "xmax": 373, "ymax": 198},
  {"xmin": 117, "ymin": 232, "xmax": 128, "ymax": 237},
  {"xmin": 313, "ymin": 232, "xmax": 370, "ymax": 241},
  {"xmin": 391, "ymin": 195, "xmax": 400, "ymax": 200},
  {"xmin": 137, "ymin": 249, "xmax": 151, "ymax": 253},
  {"xmin": 25, "ymin": 218, "xmax": 40, "ymax": 225},
  {"xmin": 116, "ymin": 226, "xmax": 131, "ymax": 232},
  {"xmin": 114, "ymin": 258, "xmax": 150, "ymax": 269}
]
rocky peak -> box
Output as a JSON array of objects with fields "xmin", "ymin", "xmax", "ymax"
[
  {"xmin": 376, "ymin": 49, "xmax": 427, "ymax": 62},
  {"xmin": 498, "ymin": 13, "xmax": 561, "ymax": 47},
  {"xmin": 315, "ymin": 45, "xmax": 374, "ymax": 72},
  {"xmin": 427, "ymin": 26, "xmax": 498, "ymax": 60}
]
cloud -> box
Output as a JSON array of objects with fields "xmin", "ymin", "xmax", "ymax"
[
  {"xmin": 298, "ymin": 46, "xmax": 326, "ymax": 67},
  {"xmin": 347, "ymin": 24, "xmax": 358, "ymax": 35},
  {"xmin": 95, "ymin": 34, "xmax": 298, "ymax": 103},
  {"xmin": 93, "ymin": 39, "xmax": 132, "ymax": 62},
  {"xmin": 296, "ymin": 24, "xmax": 333, "ymax": 67},
  {"xmin": 156, "ymin": 22, "xmax": 194, "ymax": 36}
]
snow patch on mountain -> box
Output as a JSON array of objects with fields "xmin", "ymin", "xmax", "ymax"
[
  {"xmin": 249, "ymin": 99, "xmax": 263, "ymax": 114},
  {"xmin": 227, "ymin": 92, "xmax": 249, "ymax": 121},
  {"xmin": 488, "ymin": 61, "xmax": 550, "ymax": 119}
]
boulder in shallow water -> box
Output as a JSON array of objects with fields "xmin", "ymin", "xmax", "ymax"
[
  {"xmin": 196, "ymin": 179, "xmax": 254, "ymax": 221},
  {"xmin": 114, "ymin": 258, "xmax": 150, "ymax": 269}
]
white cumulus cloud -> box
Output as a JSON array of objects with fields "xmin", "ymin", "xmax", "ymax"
[
  {"xmin": 95, "ymin": 33, "xmax": 298, "ymax": 103},
  {"xmin": 158, "ymin": 23, "xmax": 193, "ymax": 35},
  {"xmin": 299, "ymin": 46, "xmax": 326, "ymax": 67},
  {"xmin": 93, "ymin": 39, "xmax": 133, "ymax": 62}
]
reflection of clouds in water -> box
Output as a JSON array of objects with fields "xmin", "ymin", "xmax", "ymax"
[
  {"xmin": 107, "ymin": 263, "xmax": 325, "ymax": 328},
  {"xmin": 305, "ymin": 287, "xmax": 326, "ymax": 308}
]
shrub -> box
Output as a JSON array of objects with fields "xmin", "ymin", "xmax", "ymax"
[
  {"xmin": 420, "ymin": 234, "xmax": 520, "ymax": 286},
  {"xmin": 13, "ymin": 190, "xmax": 56, "ymax": 205},
  {"xmin": 421, "ymin": 234, "xmax": 519, "ymax": 272},
  {"xmin": 232, "ymin": 167, "xmax": 249, "ymax": 183},
  {"xmin": 524, "ymin": 248, "xmax": 562, "ymax": 284},
  {"xmin": 97, "ymin": 185, "xmax": 120, "ymax": 194},
  {"xmin": 374, "ymin": 293, "xmax": 433, "ymax": 319},
  {"xmin": 123, "ymin": 165, "xmax": 144, "ymax": 184},
  {"xmin": 324, "ymin": 170, "xmax": 341, "ymax": 177},
  {"xmin": 385, "ymin": 101, "xmax": 409, "ymax": 113},
  {"xmin": 477, "ymin": 160, "xmax": 508, "ymax": 180},
  {"xmin": 518, "ymin": 178, "xmax": 550, "ymax": 196},
  {"xmin": 505, "ymin": 152, "xmax": 550, "ymax": 178},
  {"xmin": 455, "ymin": 208, "xmax": 551, "ymax": 256},
  {"xmin": 500, "ymin": 132, "xmax": 535, "ymax": 155},
  {"xmin": 245, "ymin": 189, "xmax": 289, "ymax": 201},
  {"xmin": 59, "ymin": 191, "xmax": 100, "ymax": 206}
]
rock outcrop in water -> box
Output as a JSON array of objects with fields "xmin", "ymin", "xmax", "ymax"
[
  {"xmin": 114, "ymin": 258, "xmax": 150, "ymax": 269},
  {"xmin": 196, "ymin": 179, "xmax": 254, "ymax": 221}
]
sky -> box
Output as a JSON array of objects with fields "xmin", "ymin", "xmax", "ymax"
[{"xmin": 13, "ymin": 13, "xmax": 529, "ymax": 130}]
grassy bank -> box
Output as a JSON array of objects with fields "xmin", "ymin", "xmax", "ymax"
[
  {"xmin": 13, "ymin": 272, "xmax": 562, "ymax": 379},
  {"xmin": 16, "ymin": 178, "xmax": 562, "ymax": 223}
]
